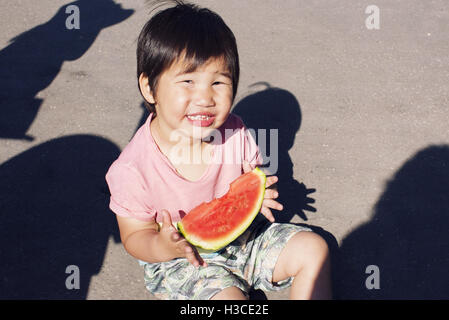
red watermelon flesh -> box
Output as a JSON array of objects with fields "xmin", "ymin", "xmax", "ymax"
[{"xmin": 177, "ymin": 167, "xmax": 266, "ymax": 251}]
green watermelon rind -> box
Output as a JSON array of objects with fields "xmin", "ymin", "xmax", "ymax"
[{"xmin": 177, "ymin": 167, "xmax": 266, "ymax": 252}]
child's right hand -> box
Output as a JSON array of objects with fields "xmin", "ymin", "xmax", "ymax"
[{"xmin": 158, "ymin": 210, "xmax": 207, "ymax": 268}]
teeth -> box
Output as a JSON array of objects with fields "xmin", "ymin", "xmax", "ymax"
[{"xmin": 187, "ymin": 115, "xmax": 211, "ymax": 120}]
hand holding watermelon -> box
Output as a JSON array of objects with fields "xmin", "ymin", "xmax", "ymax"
[
  {"xmin": 158, "ymin": 210, "xmax": 207, "ymax": 268},
  {"xmin": 178, "ymin": 166, "xmax": 274, "ymax": 252},
  {"xmin": 242, "ymin": 161, "xmax": 283, "ymax": 223}
]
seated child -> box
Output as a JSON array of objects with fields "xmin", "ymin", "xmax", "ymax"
[{"xmin": 106, "ymin": 1, "xmax": 332, "ymax": 300}]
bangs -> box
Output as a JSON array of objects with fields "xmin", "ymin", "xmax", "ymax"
[
  {"xmin": 167, "ymin": 10, "xmax": 237, "ymax": 75},
  {"xmin": 173, "ymin": 51, "xmax": 232, "ymax": 78}
]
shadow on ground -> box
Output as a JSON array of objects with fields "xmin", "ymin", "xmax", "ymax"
[
  {"xmin": 233, "ymin": 83, "xmax": 317, "ymax": 223},
  {"xmin": 233, "ymin": 84, "xmax": 339, "ymax": 299},
  {"xmin": 0, "ymin": 0, "xmax": 133, "ymax": 140},
  {"xmin": 0, "ymin": 135, "xmax": 121, "ymax": 299},
  {"xmin": 234, "ymin": 87, "xmax": 449, "ymax": 299},
  {"xmin": 336, "ymin": 145, "xmax": 449, "ymax": 299}
]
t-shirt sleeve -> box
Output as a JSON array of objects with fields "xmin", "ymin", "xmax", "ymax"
[{"xmin": 105, "ymin": 163, "xmax": 156, "ymax": 222}]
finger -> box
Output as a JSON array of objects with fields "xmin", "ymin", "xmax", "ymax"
[
  {"xmin": 242, "ymin": 160, "xmax": 254, "ymax": 173},
  {"xmin": 171, "ymin": 231, "xmax": 181, "ymax": 242},
  {"xmin": 264, "ymin": 189, "xmax": 279, "ymax": 200},
  {"xmin": 161, "ymin": 210, "xmax": 173, "ymax": 230},
  {"xmin": 263, "ymin": 199, "xmax": 283, "ymax": 211},
  {"xmin": 265, "ymin": 175, "xmax": 278, "ymax": 188},
  {"xmin": 184, "ymin": 245, "xmax": 200, "ymax": 267},
  {"xmin": 180, "ymin": 242, "xmax": 207, "ymax": 268},
  {"xmin": 193, "ymin": 249, "xmax": 208, "ymax": 268},
  {"xmin": 177, "ymin": 240, "xmax": 193, "ymax": 255},
  {"xmin": 260, "ymin": 206, "xmax": 275, "ymax": 223},
  {"xmin": 176, "ymin": 239, "xmax": 197, "ymax": 264}
]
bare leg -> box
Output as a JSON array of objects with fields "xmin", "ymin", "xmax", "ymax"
[
  {"xmin": 272, "ymin": 232, "xmax": 332, "ymax": 299},
  {"xmin": 210, "ymin": 286, "xmax": 248, "ymax": 300}
]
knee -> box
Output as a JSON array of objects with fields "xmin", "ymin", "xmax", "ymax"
[
  {"xmin": 306, "ymin": 232, "xmax": 329, "ymax": 256},
  {"xmin": 293, "ymin": 232, "xmax": 330, "ymax": 269},
  {"xmin": 274, "ymin": 231, "xmax": 330, "ymax": 281}
]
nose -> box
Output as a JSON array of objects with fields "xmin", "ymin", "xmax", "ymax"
[{"xmin": 193, "ymin": 86, "xmax": 215, "ymax": 108}]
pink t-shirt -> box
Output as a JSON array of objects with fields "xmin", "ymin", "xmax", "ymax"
[{"xmin": 105, "ymin": 112, "xmax": 262, "ymax": 223}]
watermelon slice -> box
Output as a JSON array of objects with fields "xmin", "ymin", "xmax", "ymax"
[{"xmin": 177, "ymin": 167, "xmax": 266, "ymax": 252}]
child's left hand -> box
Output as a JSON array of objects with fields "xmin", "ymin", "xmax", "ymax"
[{"xmin": 243, "ymin": 161, "xmax": 283, "ymax": 223}]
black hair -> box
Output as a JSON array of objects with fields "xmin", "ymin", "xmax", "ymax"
[{"xmin": 137, "ymin": 1, "xmax": 240, "ymax": 113}]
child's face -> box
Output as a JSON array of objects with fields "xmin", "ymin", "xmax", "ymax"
[{"xmin": 144, "ymin": 56, "xmax": 234, "ymax": 142}]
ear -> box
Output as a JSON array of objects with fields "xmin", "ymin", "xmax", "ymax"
[{"xmin": 138, "ymin": 73, "xmax": 156, "ymax": 104}]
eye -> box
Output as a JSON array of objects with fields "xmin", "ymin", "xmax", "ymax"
[
  {"xmin": 177, "ymin": 79, "xmax": 193, "ymax": 85},
  {"xmin": 213, "ymin": 81, "xmax": 228, "ymax": 86}
]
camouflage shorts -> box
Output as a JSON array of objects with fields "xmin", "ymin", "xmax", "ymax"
[{"xmin": 140, "ymin": 216, "xmax": 311, "ymax": 300}]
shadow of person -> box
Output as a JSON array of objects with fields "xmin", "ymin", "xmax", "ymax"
[
  {"xmin": 233, "ymin": 84, "xmax": 339, "ymax": 299},
  {"xmin": 0, "ymin": 135, "xmax": 121, "ymax": 299},
  {"xmin": 336, "ymin": 145, "xmax": 449, "ymax": 299},
  {"xmin": 232, "ymin": 83, "xmax": 316, "ymax": 223},
  {"xmin": 0, "ymin": 0, "xmax": 134, "ymax": 140}
]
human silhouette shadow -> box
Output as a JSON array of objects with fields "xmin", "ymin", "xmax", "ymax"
[
  {"xmin": 0, "ymin": 135, "xmax": 121, "ymax": 299},
  {"xmin": 232, "ymin": 83, "xmax": 316, "ymax": 223},
  {"xmin": 233, "ymin": 84, "xmax": 339, "ymax": 299},
  {"xmin": 0, "ymin": 0, "xmax": 133, "ymax": 140},
  {"xmin": 336, "ymin": 145, "xmax": 449, "ymax": 299}
]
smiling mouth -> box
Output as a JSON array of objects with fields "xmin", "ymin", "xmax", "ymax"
[
  {"xmin": 186, "ymin": 114, "xmax": 212, "ymax": 121},
  {"xmin": 186, "ymin": 113, "xmax": 216, "ymax": 127}
]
